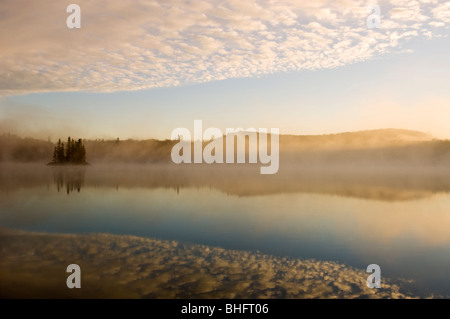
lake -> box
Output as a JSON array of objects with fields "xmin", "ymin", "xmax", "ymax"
[{"xmin": 1, "ymin": 163, "xmax": 449, "ymax": 298}]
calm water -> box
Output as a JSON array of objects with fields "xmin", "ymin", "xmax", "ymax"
[{"xmin": 1, "ymin": 163, "xmax": 450, "ymax": 297}]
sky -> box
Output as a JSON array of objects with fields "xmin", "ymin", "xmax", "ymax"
[{"xmin": 0, "ymin": 0, "xmax": 449, "ymax": 140}]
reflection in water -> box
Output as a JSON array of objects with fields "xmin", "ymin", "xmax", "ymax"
[
  {"xmin": 1, "ymin": 163, "xmax": 450, "ymax": 298},
  {"xmin": 3, "ymin": 163, "xmax": 450, "ymax": 201},
  {"xmin": 52, "ymin": 167, "xmax": 86, "ymax": 194}
]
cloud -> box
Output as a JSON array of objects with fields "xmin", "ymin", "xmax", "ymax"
[
  {"xmin": 432, "ymin": 1, "xmax": 450, "ymax": 21},
  {"xmin": 0, "ymin": 0, "xmax": 448, "ymax": 95}
]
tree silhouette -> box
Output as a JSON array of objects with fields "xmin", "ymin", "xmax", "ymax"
[
  {"xmin": 66, "ymin": 137, "xmax": 73, "ymax": 162},
  {"xmin": 48, "ymin": 137, "xmax": 88, "ymax": 165}
]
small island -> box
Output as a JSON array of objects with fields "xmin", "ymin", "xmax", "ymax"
[{"xmin": 48, "ymin": 137, "xmax": 89, "ymax": 165}]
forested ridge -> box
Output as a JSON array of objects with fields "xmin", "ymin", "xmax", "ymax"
[{"xmin": 1, "ymin": 130, "xmax": 450, "ymax": 165}]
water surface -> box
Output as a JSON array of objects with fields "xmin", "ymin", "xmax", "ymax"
[{"xmin": 1, "ymin": 163, "xmax": 449, "ymax": 297}]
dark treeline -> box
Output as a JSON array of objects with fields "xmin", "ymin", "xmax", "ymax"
[
  {"xmin": 1, "ymin": 130, "xmax": 450, "ymax": 165},
  {"xmin": 83, "ymin": 138, "xmax": 174, "ymax": 163},
  {"xmin": 0, "ymin": 134, "xmax": 53, "ymax": 162},
  {"xmin": 49, "ymin": 137, "xmax": 87, "ymax": 165},
  {"xmin": 0, "ymin": 134, "xmax": 175, "ymax": 163}
]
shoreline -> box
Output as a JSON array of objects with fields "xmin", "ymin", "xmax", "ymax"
[{"xmin": 0, "ymin": 229, "xmax": 418, "ymax": 299}]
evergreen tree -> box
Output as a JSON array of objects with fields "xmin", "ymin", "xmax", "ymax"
[
  {"xmin": 66, "ymin": 137, "xmax": 73, "ymax": 163},
  {"xmin": 52, "ymin": 144, "xmax": 58, "ymax": 163},
  {"xmin": 57, "ymin": 139, "xmax": 65, "ymax": 163},
  {"xmin": 49, "ymin": 137, "xmax": 88, "ymax": 165},
  {"xmin": 81, "ymin": 144, "xmax": 86, "ymax": 163},
  {"xmin": 60, "ymin": 143, "xmax": 65, "ymax": 162}
]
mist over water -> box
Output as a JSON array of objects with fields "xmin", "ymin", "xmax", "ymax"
[
  {"xmin": 1, "ymin": 128, "xmax": 450, "ymax": 297},
  {"xmin": 1, "ymin": 161, "xmax": 450, "ymax": 297}
]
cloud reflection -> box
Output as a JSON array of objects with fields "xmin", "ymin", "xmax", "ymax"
[{"xmin": 0, "ymin": 229, "xmax": 415, "ymax": 298}]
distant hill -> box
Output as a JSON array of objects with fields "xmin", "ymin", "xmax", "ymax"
[{"xmin": 281, "ymin": 129, "xmax": 433, "ymax": 151}]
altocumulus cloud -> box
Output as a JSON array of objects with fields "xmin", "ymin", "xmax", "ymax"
[{"xmin": 0, "ymin": 0, "xmax": 448, "ymax": 95}]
